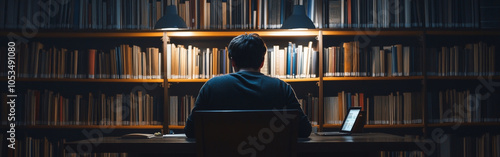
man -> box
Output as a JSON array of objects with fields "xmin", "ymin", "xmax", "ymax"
[{"xmin": 184, "ymin": 33, "xmax": 312, "ymax": 138}]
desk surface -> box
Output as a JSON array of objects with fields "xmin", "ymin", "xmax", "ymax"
[{"xmin": 65, "ymin": 133, "xmax": 423, "ymax": 154}]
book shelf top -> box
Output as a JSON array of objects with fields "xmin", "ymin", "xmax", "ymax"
[
  {"xmin": 14, "ymin": 78, "xmax": 164, "ymax": 83},
  {"xmin": 166, "ymin": 30, "xmax": 320, "ymax": 37},
  {"xmin": 2, "ymin": 29, "xmax": 499, "ymax": 38},
  {"xmin": 22, "ymin": 125, "xmax": 163, "ymax": 129}
]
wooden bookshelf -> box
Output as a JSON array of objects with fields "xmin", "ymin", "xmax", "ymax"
[
  {"xmin": 15, "ymin": 78, "xmax": 164, "ymax": 83},
  {"xmin": 168, "ymin": 125, "xmax": 186, "ymax": 130},
  {"xmin": 281, "ymin": 78, "xmax": 320, "ymax": 82},
  {"xmin": 167, "ymin": 79, "xmax": 210, "ymax": 83},
  {"xmin": 165, "ymin": 30, "xmax": 319, "ymax": 37},
  {"xmin": 323, "ymin": 76, "xmax": 424, "ymax": 81},
  {"xmin": 24, "ymin": 125, "xmax": 163, "ymax": 129},
  {"xmin": 0, "ymin": 31, "xmax": 165, "ymax": 38},
  {"xmin": 3, "ymin": 30, "xmax": 500, "ymax": 38},
  {"xmin": 4, "ymin": 1, "xmax": 499, "ymax": 156}
]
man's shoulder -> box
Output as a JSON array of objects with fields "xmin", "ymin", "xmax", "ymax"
[{"xmin": 205, "ymin": 74, "xmax": 236, "ymax": 84}]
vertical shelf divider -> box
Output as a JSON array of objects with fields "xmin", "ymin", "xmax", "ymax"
[
  {"xmin": 162, "ymin": 32, "xmax": 171, "ymax": 134},
  {"xmin": 421, "ymin": 30, "xmax": 428, "ymax": 138},
  {"xmin": 318, "ymin": 30, "xmax": 324, "ymax": 132}
]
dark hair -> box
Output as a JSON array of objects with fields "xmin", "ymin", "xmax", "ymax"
[{"xmin": 228, "ymin": 33, "xmax": 267, "ymax": 69}]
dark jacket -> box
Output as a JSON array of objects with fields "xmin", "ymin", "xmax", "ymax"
[{"xmin": 184, "ymin": 71, "xmax": 312, "ymax": 138}]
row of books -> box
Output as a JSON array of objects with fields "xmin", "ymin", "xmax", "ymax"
[
  {"xmin": 427, "ymin": 42, "xmax": 498, "ymax": 76},
  {"xmin": 169, "ymin": 95, "xmax": 196, "ymax": 126},
  {"xmin": 324, "ymin": 42, "xmax": 422, "ymax": 77},
  {"xmin": 0, "ymin": 0, "xmax": 165, "ymax": 30},
  {"xmin": 3, "ymin": 41, "xmax": 494, "ymax": 79},
  {"xmin": 324, "ymin": 91, "xmax": 423, "ymax": 125},
  {"xmin": 166, "ymin": 41, "xmax": 318, "ymax": 79},
  {"xmin": 264, "ymin": 42, "xmax": 319, "ymax": 79},
  {"xmin": 10, "ymin": 137, "xmax": 65, "ymax": 157},
  {"xmin": 298, "ymin": 93, "xmax": 319, "ymax": 125},
  {"xmin": 166, "ymin": 44, "xmax": 233, "ymax": 79},
  {"xmin": 12, "ymin": 42, "xmax": 162, "ymax": 79},
  {"xmin": 9, "ymin": 137, "xmax": 128, "ymax": 157},
  {"xmin": 427, "ymin": 89, "xmax": 500, "ymax": 124},
  {"xmin": 2, "ymin": 0, "xmax": 498, "ymax": 30},
  {"xmin": 323, "ymin": 92, "xmax": 364, "ymax": 125},
  {"xmin": 380, "ymin": 151, "xmax": 424, "ymax": 157},
  {"xmin": 439, "ymin": 133, "xmax": 500, "ymax": 157},
  {"xmin": 14, "ymin": 90, "xmax": 161, "ymax": 126}
]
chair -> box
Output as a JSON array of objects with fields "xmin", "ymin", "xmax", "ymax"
[{"xmin": 194, "ymin": 109, "xmax": 300, "ymax": 157}]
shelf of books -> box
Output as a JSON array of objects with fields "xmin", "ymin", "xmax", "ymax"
[
  {"xmin": 2, "ymin": 0, "xmax": 499, "ymax": 156},
  {"xmin": 24, "ymin": 125, "xmax": 163, "ymax": 129},
  {"xmin": 15, "ymin": 78, "xmax": 164, "ymax": 83},
  {"xmin": 164, "ymin": 39, "xmax": 320, "ymax": 80},
  {"xmin": 3, "ymin": 0, "xmax": 498, "ymax": 30},
  {"xmin": 2, "ymin": 42, "xmax": 164, "ymax": 80},
  {"xmin": 165, "ymin": 30, "xmax": 319, "ymax": 37},
  {"xmin": 0, "ymin": 32, "xmax": 165, "ymax": 38}
]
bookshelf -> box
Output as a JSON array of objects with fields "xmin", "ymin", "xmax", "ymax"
[
  {"xmin": 2, "ymin": 0, "xmax": 499, "ymax": 156},
  {"xmin": 1, "ymin": 28, "xmax": 498, "ymax": 150},
  {"xmin": 1, "ymin": 28, "xmax": 498, "ymax": 157}
]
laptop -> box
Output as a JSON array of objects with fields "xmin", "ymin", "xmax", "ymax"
[{"xmin": 315, "ymin": 107, "xmax": 363, "ymax": 136}]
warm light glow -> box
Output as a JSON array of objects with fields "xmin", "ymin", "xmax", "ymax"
[
  {"xmin": 166, "ymin": 32, "xmax": 196, "ymax": 36},
  {"xmin": 165, "ymin": 30, "xmax": 318, "ymax": 37},
  {"xmin": 267, "ymin": 31, "xmax": 317, "ymax": 36},
  {"xmin": 159, "ymin": 28, "xmax": 187, "ymax": 31}
]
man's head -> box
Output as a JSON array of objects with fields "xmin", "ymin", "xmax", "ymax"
[{"xmin": 228, "ymin": 33, "xmax": 267, "ymax": 70}]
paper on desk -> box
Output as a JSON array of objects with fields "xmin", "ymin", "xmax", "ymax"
[{"xmin": 162, "ymin": 134, "xmax": 186, "ymax": 138}]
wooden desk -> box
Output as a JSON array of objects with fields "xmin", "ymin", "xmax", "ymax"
[{"xmin": 65, "ymin": 133, "xmax": 423, "ymax": 157}]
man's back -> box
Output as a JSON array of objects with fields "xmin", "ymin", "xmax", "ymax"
[{"xmin": 184, "ymin": 71, "xmax": 312, "ymax": 138}]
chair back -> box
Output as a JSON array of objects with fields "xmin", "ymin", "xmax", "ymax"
[{"xmin": 194, "ymin": 109, "xmax": 299, "ymax": 157}]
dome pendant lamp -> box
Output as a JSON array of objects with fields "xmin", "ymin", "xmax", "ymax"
[
  {"xmin": 154, "ymin": 5, "xmax": 187, "ymax": 30},
  {"xmin": 281, "ymin": 5, "xmax": 316, "ymax": 29}
]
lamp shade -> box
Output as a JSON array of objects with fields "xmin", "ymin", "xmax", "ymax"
[
  {"xmin": 281, "ymin": 5, "xmax": 316, "ymax": 29},
  {"xmin": 154, "ymin": 5, "xmax": 187, "ymax": 30}
]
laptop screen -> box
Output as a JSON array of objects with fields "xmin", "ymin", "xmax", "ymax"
[{"xmin": 341, "ymin": 108, "xmax": 361, "ymax": 132}]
